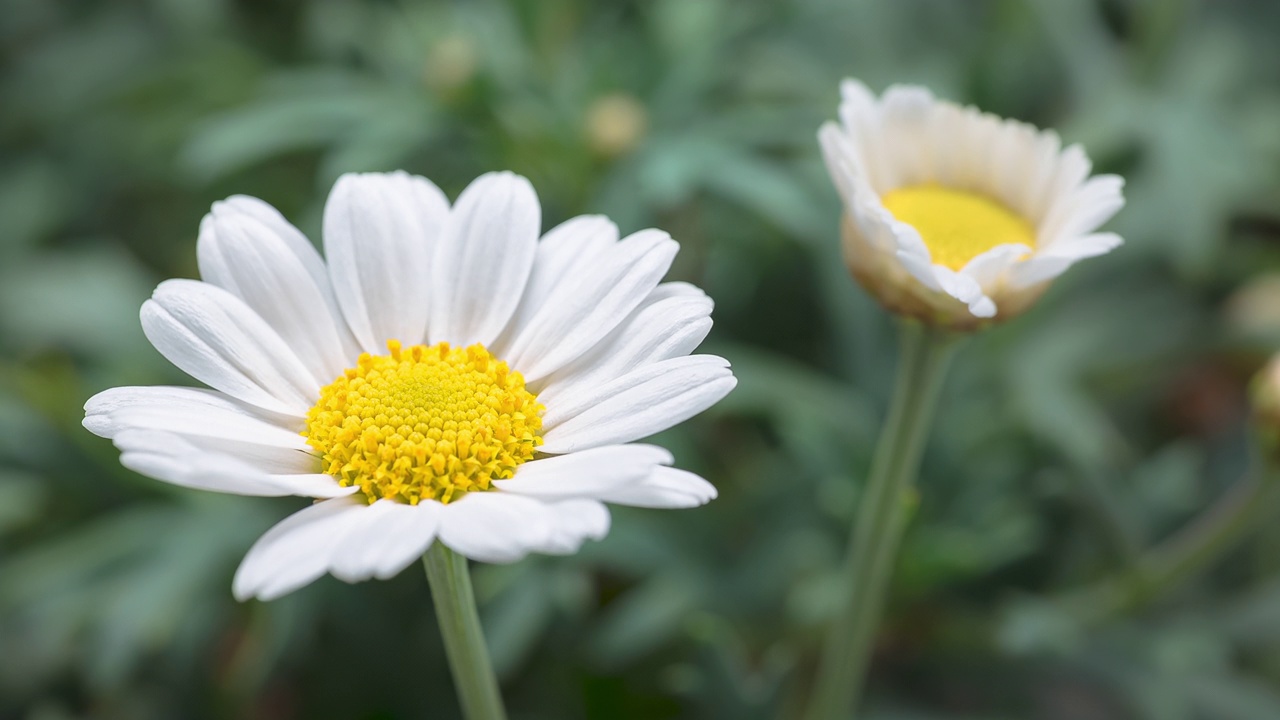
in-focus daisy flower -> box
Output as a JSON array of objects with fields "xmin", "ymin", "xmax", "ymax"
[
  {"xmin": 84, "ymin": 171, "xmax": 735, "ymax": 601},
  {"xmin": 819, "ymin": 79, "xmax": 1125, "ymax": 330}
]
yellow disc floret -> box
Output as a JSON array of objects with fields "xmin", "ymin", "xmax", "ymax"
[
  {"xmin": 305, "ymin": 340, "xmax": 543, "ymax": 505},
  {"xmin": 881, "ymin": 184, "xmax": 1036, "ymax": 271}
]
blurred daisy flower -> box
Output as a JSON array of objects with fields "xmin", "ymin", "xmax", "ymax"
[
  {"xmin": 819, "ymin": 79, "xmax": 1125, "ymax": 330},
  {"xmin": 84, "ymin": 171, "xmax": 734, "ymax": 601}
]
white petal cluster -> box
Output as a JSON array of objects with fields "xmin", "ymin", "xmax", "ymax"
[
  {"xmin": 819, "ymin": 80, "xmax": 1125, "ymax": 329},
  {"xmin": 85, "ymin": 171, "xmax": 734, "ymax": 600}
]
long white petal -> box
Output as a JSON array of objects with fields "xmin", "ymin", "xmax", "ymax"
[
  {"xmin": 1008, "ymin": 232, "xmax": 1124, "ymax": 289},
  {"xmin": 503, "ymin": 229, "xmax": 678, "ymax": 382},
  {"xmin": 328, "ymin": 499, "xmax": 442, "ymax": 582},
  {"xmin": 233, "ymin": 496, "xmax": 367, "ymax": 601},
  {"xmin": 533, "ymin": 499, "xmax": 611, "ymax": 555},
  {"xmin": 930, "ymin": 266, "xmax": 995, "ymax": 318},
  {"xmin": 86, "ymin": 386, "xmax": 318, "ymax": 474},
  {"xmin": 497, "ymin": 215, "xmax": 619, "ymax": 346},
  {"xmin": 140, "ymin": 280, "xmax": 318, "ymax": 417},
  {"xmin": 85, "ymin": 385, "xmax": 305, "ymax": 448},
  {"xmin": 436, "ymin": 492, "xmax": 553, "ymax": 564},
  {"xmin": 493, "ymin": 444, "xmax": 673, "ymax": 498},
  {"xmin": 114, "ymin": 429, "xmax": 349, "ymax": 498},
  {"xmin": 430, "ymin": 172, "xmax": 540, "ymax": 347},
  {"xmin": 959, "ymin": 243, "xmax": 1032, "ymax": 290},
  {"xmin": 534, "ymin": 283, "xmax": 712, "ymax": 401},
  {"xmin": 324, "ymin": 171, "xmax": 448, "ymax": 353},
  {"xmin": 539, "ymin": 355, "xmax": 736, "ymax": 453},
  {"xmin": 593, "ymin": 466, "xmax": 718, "ymax": 509},
  {"xmin": 198, "ymin": 201, "xmax": 353, "ymax": 382}
]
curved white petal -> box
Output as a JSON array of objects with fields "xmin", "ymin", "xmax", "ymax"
[
  {"xmin": 436, "ymin": 492, "xmax": 553, "ymax": 564},
  {"xmin": 1040, "ymin": 174, "xmax": 1125, "ymax": 248},
  {"xmin": 328, "ymin": 499, "xmax": 442, "ymax": 582},
  {"xmin": 893, "ymin": 245, "xmax": 945, "ymax": 292},
  {"xmin": 594, "ymin": 466, "xmax": 718, "ymax": 509},
  {"xmin": 86, "ymin": 386, "xmax": 318, "ymax": 475},
  {"xmin": 85, "ymin": 385, "xmax": 304, "ymax": 447},
  {"xmin": 959, "ymin": 243, "xmax": 1033, "ymax": 290},
  {"xmin": 430, "ymin": 172, "xmax": 540, "ymax": 347},
  {"xmin": 140, "ymin": 280, "xmax": 318, "ymax": 417},
  {"xmin": 930, "ymin": 266, "xmax": 995, "ymax": 318},
  {"xmin": 533, "ymin": 499, "xmax": 611, "ymax": 555},
  {"xmin": 198, "ymin": 200, "xmax": 353, "ymax": 382},
  {"xmin": 1008, "ymin": 232, "xmax": 1124, "ymax": 290},
  {"xmin": 233, "ymin": 496, "xmax": 367, "ymax": 601},
  {"xmin": 539, "ymin": 355, "xmax": 736, "ymax": 454},
  {"xmin": 498, "ymin": 215, "xmax": 619, "ymax": 346},
  {"xmin": 503, "ymin": 229, "xmax": 678, "ymax": 382},
  {"xmin": 534, "ymin": 284, "xmax": 712, "ymax": 402},
  {"xmin": 324, "ymin": 171, "xmax": 448, "ymax": 353},
  {"xmin": 493, "ymin": 444, "xmax": 673, "ymax": 499},
  {"xmin": 114, "ymin": 429, "xmax": 349, "ymax": 498}
]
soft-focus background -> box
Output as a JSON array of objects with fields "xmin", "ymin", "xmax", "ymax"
[{"xmin": 3, "ymin": 1, "xmax": 1280, "ymax": 718}]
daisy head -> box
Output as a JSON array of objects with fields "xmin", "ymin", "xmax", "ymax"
[
  {"xmin": 84, "ymin": 170, "xmax": 735, "ymax": 601},
  {"xmin": 819, "ymin": 79, "xmax": 1125, "ymax": 331}
]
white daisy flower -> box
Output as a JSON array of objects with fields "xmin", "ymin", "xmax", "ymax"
[
  {"xmin": 84, "ymin": 170, "xmax": 735, "ymax": 601},
  {"xmin": 818, "ymin": 79, "xmax": 1126, "ymax": 330}
]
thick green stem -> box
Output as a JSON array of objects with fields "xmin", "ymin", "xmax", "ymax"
[
  {"xmin": 804, "ymin": 322, "xmax": 959, "ymax": 720},
  {"xmin": 423, "ymin": 543, "xmax": 508, "ymax": 720}
]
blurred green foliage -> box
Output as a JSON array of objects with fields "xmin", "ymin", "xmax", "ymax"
[{"xmin": 3, "ymin": 0, "xmax": 1280, "ymax": 718}]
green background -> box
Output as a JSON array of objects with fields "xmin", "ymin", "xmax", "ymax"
[{"xmin": 3, "ymin": 0, "xmax": 1280, "ymax": 718}]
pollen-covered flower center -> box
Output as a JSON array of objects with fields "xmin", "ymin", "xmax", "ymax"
[
  {"xmin": 881, "ymin": 184, "xmax": 1035, "ymax": 271},
  {"xmin": 305, "ymin": 340, "xmax": 543, "ymax": 505}
]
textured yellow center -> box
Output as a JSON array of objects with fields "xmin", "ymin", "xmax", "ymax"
[
  {"xmin": 881, "ymin": 184, "xmax": 1035, "ymax": 271},
  {"xmin": 305, "ymin": 340, "xmax": 543, "ymax": 505}
]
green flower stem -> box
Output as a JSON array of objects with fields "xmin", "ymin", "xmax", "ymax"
[
  {"xmin": 804, "ymin": 321, "xmax": 960, "ymax": 720},
  {"xmin": 423, "ymin": 543, "xmax": 508, "ymax": 720}
]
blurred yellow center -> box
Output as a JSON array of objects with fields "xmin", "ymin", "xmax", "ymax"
[
  {"xmin": 881, "ymin": 184, "xmax": 1035, "ymax": 271},
  {"xmin": 304, "ymin": 340, "xmax": 543, "ymax": 505}
]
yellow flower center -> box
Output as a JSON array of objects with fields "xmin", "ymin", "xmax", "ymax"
[
  {"xmin": 304, "ymin": 340, "xmax": 543, "ymax": 505},
  {"xmin": 881, "ymin": 184, "xmax": 1035, "ymax": 271}
]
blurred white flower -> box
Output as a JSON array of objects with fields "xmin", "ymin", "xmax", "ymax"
[
  {"xmin": 85, "ymin": 171, "xmax": 734, "ymax": 601},
  {"xmin": 819, "ymin": 80, "xmax": 1125, "ymax": 330}
]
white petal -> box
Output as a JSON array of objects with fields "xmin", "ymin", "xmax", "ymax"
[
  {"xmin": 534, "ymin": 285, "xmax": 712, "ymax": 402},
  {"xmin": 498, "ymin": 215, "xmax": 619, "ymax": 344},
  {"xmin": 324, "ymin": 171, "xmax": 448, "ymax": 354},
  {"xmin": 140, "ymin": 280, "xmax": 318, "ymax": 416},
  {"xmin": 430, "ymin": 172, "xmax": 540, "ymax": 347},
  {"xmin": 533, "ymin": 499, "xmax": 611, "ymax": 555},
  {"xmin": 198, "ymin": 200, "xmax": 353, "ymax": 382},
  {"xmin": 85, "ymin": 385, "xmax": 316, "ymax": 474},
  {"xmin": 876, "ymin": 84, "xmax": 937, "ymax": 189},
  {"xmin": 328, "ymin": 499, "xmax": 442, "ymax": 582},
  {"xmin": 893, "ymin": 244, "xmax": 946, "ymax": 292},
  {"xmin": 1040, "ymin": 174, "xmax": 1125, "ymax": 248},
  {"xmin": 436, "ymin": 492, "xmax": 553, "ymax": 564},
  {"xmin": 594, "ymin": 467, "xmax": 718, "ymax": 508},
  {"xmin": 85, "ymin": 385, "xmax": 305, "ymax": 447},
  {"xmin": 114, "ymin": 429, "xmax": 350, "ymax": 498},
  {"xmin": 929, "ymin": 266, "xmax": 995, "ymax": 318},
  {"xmin": 539, "ymin": 355, "xmax": 736, "ymax": 454},
  {"xmin": 233, "ymin": 496, "xmax": 367, "ymax": 601},
  {"xmin": 503, "ymin": 229, "xmax": 678, "ymax": 382},
  {"xmin": 493, "ymin": 444, "xmax": 673, "ymax": 498},
  {"xmin": 959, "ymin": 243, "xmax": 1032, "ymax": 289},
  {"xmin": 1008, "ymin": 232, "xmax": 1124, "ymax": 289}
]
